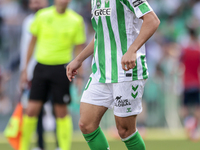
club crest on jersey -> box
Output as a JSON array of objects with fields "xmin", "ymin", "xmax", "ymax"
[
  {"xmin": 132, "ymin": 0, "xmax": 146, "ymax": 7},
  {"xmin": 92, "ymin": 0, "xmax": 111, "ymax": 18},
  {"xmin": 97, "ymin": 0, "xmax": 101, "ymax": 8}
]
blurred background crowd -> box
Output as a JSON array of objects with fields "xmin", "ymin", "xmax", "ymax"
[{"xmin": 0, "ymin": 0, "xmax": 200, "ymax": 139}]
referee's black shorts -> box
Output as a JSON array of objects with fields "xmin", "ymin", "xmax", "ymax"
[{"xmin": 29, "ymin": 63, "xmax": 71, "ymax": 104}]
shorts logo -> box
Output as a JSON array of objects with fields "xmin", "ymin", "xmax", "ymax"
[
  {"xmin": 127, "ymin": 108, "xmax": 132, "ymax": 113},
  {"xmin": 132, "ymin": 0, "xmax": 146, "ymax": 7},
  {"xmin": 131, "ymin": 85, "xmax": 138, "ymax": 99},
  {"xmin": 63, "ymin": 94, "xmax": 70, "ymax": 103},
  {"xmin": 115, "ymin": 96, "xmax": 131, "ymax": 107}
]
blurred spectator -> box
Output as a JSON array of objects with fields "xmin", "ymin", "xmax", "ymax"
[
  {"xmin": 179, "ymin": 27, "xmax": 200, "ymax": 140},
  {"xmin": 143, "ymin": 65, "xmax": 165, "ymax": 127},
  {"xmin": 0, "ymin": 0, "xmax": 24, "ymax": 55},
  {"xmin": 0, "ymin": 67, "xmax": 12, "ymax": 115},
  {"xmin": 192, "ymin": 0, "xmax": 200, "ymax": 23}
]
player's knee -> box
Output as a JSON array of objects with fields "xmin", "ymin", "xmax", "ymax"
[
  {"xmin": 118, "ymin": 128, "xmax": 128, "ymax": 139},
  {"xmin": 26, "ymin": 100, "xmax": 42, "ymax": 117},
  {"xmin": 79, "ymin": 120, "xmax": 94, "ymax": 134},
  {"xmin": 79, "ymin": 120, "xmax": 87, "ymax": 133},
  {"xmin": 54, "ymin": 104, "xmax": 68, "ymax": 118},
  {"xmin": 117, "ymin": 127, "xmax": 134, "ymax": 139},
  {"xmin": 26, "ymin": 108, "xmax": 38, "ymax": 117},
  {"xmin": 55, "ymin": 110, "xmax": 67, "ymax": 118}
]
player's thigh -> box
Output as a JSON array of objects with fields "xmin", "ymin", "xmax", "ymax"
[
  {"xmin": 79, "ymin": 102, "xmax": 108, "ymax": 133},
  {"xmin": 80, "ymin": 74, "xmax": 113, "ymax": 133}
]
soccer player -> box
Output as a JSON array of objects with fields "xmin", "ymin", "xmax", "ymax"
[
  {"xmin": 20, "ymin": 0, "xmax": 86, "ymax": 150},
  {"xmin": 67, "ymin": 0, "xmax": 160, "ymax": 149}
]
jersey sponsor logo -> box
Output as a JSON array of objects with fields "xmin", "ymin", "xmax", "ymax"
[
  {"xmin": 132, "ymin": 0, "xmax": 146, "ymax": 7},
  {"xmin": 93, "ymin": 8, "xmax": 111, "ymax": 17},
  {"xmin": 115, "ymin": 96, "xmax": 131, "ymax": 107}
]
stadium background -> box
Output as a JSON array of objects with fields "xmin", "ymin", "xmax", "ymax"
[{"xmin": 0, "ymin": 0, "xmax": 200, "ymax": 149}]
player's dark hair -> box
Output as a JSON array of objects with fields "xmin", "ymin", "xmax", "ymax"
[{"xmin": 188, "ymin": 27, "xmax": 198, "ymax": 38}]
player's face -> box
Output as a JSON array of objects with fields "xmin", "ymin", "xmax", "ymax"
[
  {"xmin": 29, "ymin": 0, "xmax": 48, "ymax": 12},
  {"xmin": 55, "ymin": 0, "xmax": 71, "ymax": 8}
]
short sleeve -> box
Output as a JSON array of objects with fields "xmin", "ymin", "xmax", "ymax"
[
  {"xmin": 127, "ymin": 0, "xmax": 153, "ymax": 18},
  {"xmin": 29, "ymin": 12, "xmax": 41, "ymax": 36},
  {"xmin": 73, "ymin": 17, "xmax": 86, "ymax": 45}
]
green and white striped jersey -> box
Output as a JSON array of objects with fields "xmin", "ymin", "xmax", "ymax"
[{"xmin": 91, "ymin": 0, "xmax": 153, "ymax": 83}]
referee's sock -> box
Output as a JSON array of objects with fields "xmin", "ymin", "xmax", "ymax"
[
  {"xmin": 122, "ymin": 130, "xmax": 146, "ymax": 150},
  {"xmin": 56, "ymin": 115, "xmax": 73, "ymax": 150},
  {"xmin": 19, "ymin": 115, "xmax": 38, "ymax": 150},
  {"xmin": 83, "ymin": 126, "xmax": 110, "ymax": 150}
]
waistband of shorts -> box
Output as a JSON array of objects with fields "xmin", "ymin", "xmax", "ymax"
[{"xmin": 37, "ymin": 62, "xmax": 68, "ymax": 68}]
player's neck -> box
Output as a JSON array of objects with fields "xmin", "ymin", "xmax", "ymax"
[{"xmin": 56, "ymin": 6, "xmax": 67, "ymax": 14}]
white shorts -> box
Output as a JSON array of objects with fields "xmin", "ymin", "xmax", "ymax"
[{"xmin": 81, "ymin": 74, "xmax": 147, "ymax": 117}]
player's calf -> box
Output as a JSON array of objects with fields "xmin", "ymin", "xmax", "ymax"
[{"xmin": 122, "ymin": 130, "xmax": 146, "ymax": 150}]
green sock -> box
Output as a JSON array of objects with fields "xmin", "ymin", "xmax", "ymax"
[
  {"xmin": 19, "ymin": 115, "xmax": 38, "ymax": 150},
  {"xmin": 122, "ymin": 131, "xmax": 146, "ymax": 150},
  {"xmin": 56, "ymin": 115, "xmax": 73, "ymax": 150},
  {"xmin": 83, "ymin": 126, "xmax": 109, "ymax": 150}
]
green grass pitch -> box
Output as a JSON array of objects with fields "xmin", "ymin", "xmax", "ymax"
[
  {"xmin": 0, "ymin": 129, "xmax": 200, "ymax": 150},
  {"xmin": 0, "ymin": 140, "xmax": 200, "ymax": 150}
]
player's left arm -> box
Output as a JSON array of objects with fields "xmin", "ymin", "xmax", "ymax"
[
  {"xmin": 121, "ymin": 11, "xmax": 160, "ymax": 71},
  {"xmin": 70, "ymin": 16, "xmax": 86, "ymax": 82},
  {"xmin": 74, "ymin": 44, "xmax": 85, "ymax": 78}
]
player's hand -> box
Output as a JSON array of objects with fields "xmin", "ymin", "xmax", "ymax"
[
  {"xmin": 121, "ymin": 50, "xmax": 137, "ymax": 71},
  {"xmin": 66, "ymin": 59, "xmax": 82, "ymax": 82},
  {"xmin": 20, "ymin": 69, "xmax": 28, "ymax": 91}
]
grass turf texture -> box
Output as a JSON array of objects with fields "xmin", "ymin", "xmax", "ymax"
[
  {"xmin": 0, "ymin": 129, "xmax": 200, "ymax": 150},
  {"xmin": 0, "ymin": 140, "xmax": 200, "ymax": 150}
]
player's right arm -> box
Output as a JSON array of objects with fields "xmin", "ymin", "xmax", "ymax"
[
  {"xmin": 66, "ymin": 37, "xmax": 94, "ymax": 81},
  {"xmin": 20, "ymin": 35, "xmax": 37, "ymax": 90}
]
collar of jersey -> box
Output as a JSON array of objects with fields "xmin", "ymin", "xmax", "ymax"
[{"xmin": 52, "ymin": 6, "xmax": 69, "ymax": 17}]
